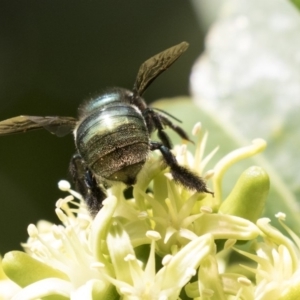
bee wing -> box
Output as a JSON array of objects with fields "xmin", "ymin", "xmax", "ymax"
[
  {"xmin": 133, "ymin": 41, "xmax": 189, "ymax": 96},
  {"xmin": 0, "ymin": 115, "xmax": 77, "ymax": 137}
]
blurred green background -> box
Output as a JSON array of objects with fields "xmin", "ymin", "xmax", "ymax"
[{"xmin": 0, "ymin": 0, "xmax": 206, "ymax": 254}]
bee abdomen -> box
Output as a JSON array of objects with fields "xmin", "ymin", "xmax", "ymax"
[{"xmin": 75, "ymin": 104, "xmax": 150, "ymax": 185}]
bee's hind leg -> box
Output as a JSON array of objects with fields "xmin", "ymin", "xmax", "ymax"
[{"xmin": 69, "ymin": 153, "xmax": 107, "ymax": 217}]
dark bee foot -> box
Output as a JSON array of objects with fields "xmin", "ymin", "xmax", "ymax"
[
  {"xmin": 84, "ymin": 170, "xmax": 107, "ymax": 217},
  {"xmin": 150, "ymin": 142, "xmax": 213, "ymax": 195},
  {"xmin": 69, "ymin": 154, "xmax": 107, "ymax": 217}
]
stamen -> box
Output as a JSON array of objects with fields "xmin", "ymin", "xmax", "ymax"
[
  {"xmin": 58, "ymin": 180, "xmax": 71, "ymax": 191},
  {"xmin": 192, "ymin": 122, "xmax": 202, "ymax": 136},
  {"xmin": 146, "ymin": 231, "xmax": 161, "ymax": 241},
  {"xmin": 275, "ymin": 212, "xmax": 286, "ymax": 220},
  {"xmin": 237, "ymin": 277, "xmax": 252, "ymax": 286}
]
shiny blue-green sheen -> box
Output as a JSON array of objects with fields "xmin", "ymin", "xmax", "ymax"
[
  {"xmin": 76, "ymin": 94, "xmax": 149, "ymax": 185},
  {"xmin": 80, "ymin": 91, "xmax": 127, "ymax": 115}
]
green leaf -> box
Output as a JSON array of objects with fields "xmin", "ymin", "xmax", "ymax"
[{"xmin": 290, "ymin": 0, "xmax": 300, "ymax": 10}]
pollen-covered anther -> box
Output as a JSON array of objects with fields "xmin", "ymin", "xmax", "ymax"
[
  {"xmin": 162, "ymin": 254, "xmax": 173, "ymax": 266},
  {"xmin": 192, "ymin": 122, "xmax": 202, "ymax": 136},
  {"xmin": 275, "ymin": 212, "xmax": 286, "ymax": 220},
  {"xmin": 200, "ymin": 206, "xmax": 213, "ymax": 214},
  {"xmin": 237, "ymin": 277, "xmax": 252, "ymax": 286},
  {"xmin": 146, "ymin": 230, "xmax": 161, "ymax": 241},
  {"xmin": 58, "ymin": 180, "xmax": 71, "ymax": 191},
  {"xmin": 27, "ymin": 224, "xmax": 39, "ymax": 238}
]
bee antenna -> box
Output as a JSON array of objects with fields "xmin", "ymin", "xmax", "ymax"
[{"xmin": 152, "ymin": 107, "xmax": 182, "ymax": 123}]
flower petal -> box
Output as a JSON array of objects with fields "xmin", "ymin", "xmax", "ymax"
[
  {"xmin": 2, "ymin": 251, "xmax": 68, "ymax": 287},
  {"xmin": 194, "ymin": 214, "xmax": 260, "ymax": 240},
  {"xmin": 11, "ymin": 278, "xmax": 71, "ymax": 300},
  {"xmin": 156, "ymin": 233, "xmax": 214, "ymax": 290}
]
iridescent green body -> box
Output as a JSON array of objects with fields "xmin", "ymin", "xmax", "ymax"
[{"xmin": 75, "ymin": 88, "xmax": 150, "ymax": 185}]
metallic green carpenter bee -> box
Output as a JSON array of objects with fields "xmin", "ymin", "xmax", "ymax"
[{"xmin": 0, "ymin": 42, "xmax": 211, "ymax": 216}]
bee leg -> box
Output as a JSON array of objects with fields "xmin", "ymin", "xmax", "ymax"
[
  {"xmin": 159, "ymin": 115, "xmax": 193, "ymax": 143},
  {"xmin": 150, "ymin": 142, "xmax": 213, "ymax": 195},
  {"xmin": 84, "ymin": 169, "xmax": 107, "ymax": 217},
  {"xmin": 143, "ymin": 108, "xmax": 193, "ymax": 145},
  {"xmin": 69, "ymin": 154, "xmax": 107, "ymax": 217},
  {"xmin": 143, "ymin": 109, "xmax": 172, "ymax": 148}
]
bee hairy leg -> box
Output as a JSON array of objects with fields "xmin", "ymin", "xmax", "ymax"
[
  {"xmin": 159, "ymin": 114, "xmax": 193, "ymax": 143},
  {"xmin": 69, "ymin": 154, "xmax": 106, "ymax": 217},
  {"xmin": 150, "ymin": 142, "xmax": 213, "ymax": 195},
  {"xmin": 143, "ymin": 108, "xmax": 193, "ymax": 146},
  {"xmin": 83, "ymin": 170, "xmax": 107, "ymax": 217},
  {"xmin": 142, "ymin": 108, "xmax": 172, "ymax": 148}
]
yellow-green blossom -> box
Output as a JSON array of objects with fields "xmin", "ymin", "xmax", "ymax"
[
  {"xmin": 235, "ymin": 214, "xmax": 300, "ymax": 300},
  {"xmin": 1, "ymin": 124, "xmax": 271, "ymax": 299}
]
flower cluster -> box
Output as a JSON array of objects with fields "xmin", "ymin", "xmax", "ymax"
[{"xmin": 1, "ymin": 123, "xmax": 299, "ymax": 299}]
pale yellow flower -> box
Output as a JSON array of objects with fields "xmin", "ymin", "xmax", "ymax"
[{"xmin": 2, "ymin": 124, "xmax": 269, "ymax": 299}]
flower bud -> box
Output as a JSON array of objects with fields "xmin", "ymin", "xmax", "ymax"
[{"xmin": 219, "ymin": 166, "xmax": 269, "ymax": 222}]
